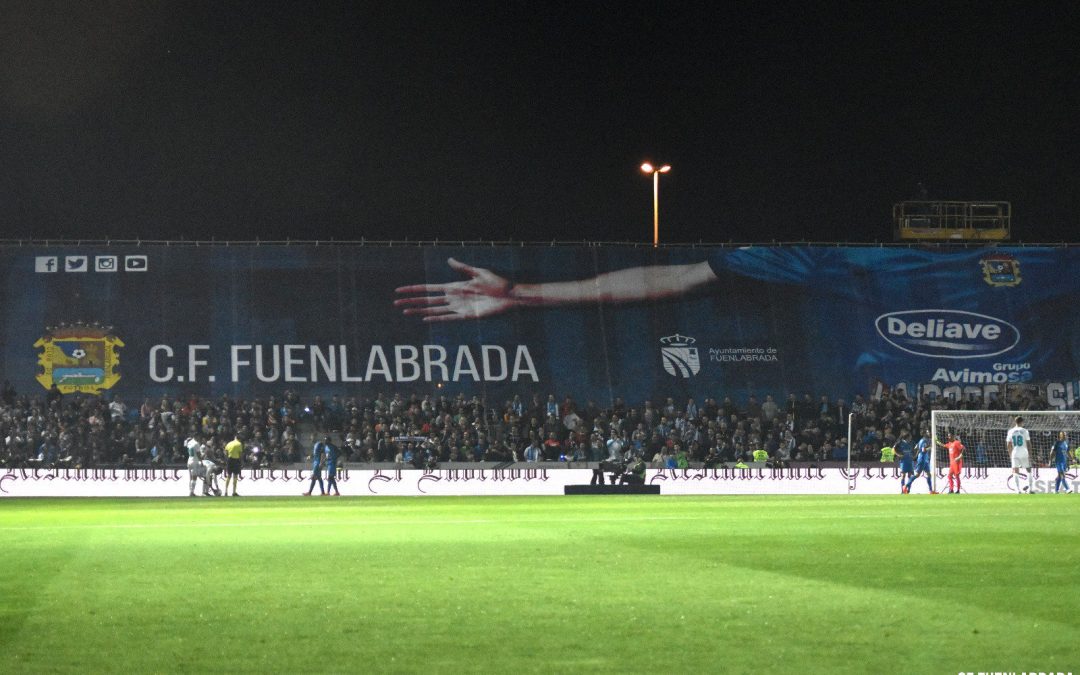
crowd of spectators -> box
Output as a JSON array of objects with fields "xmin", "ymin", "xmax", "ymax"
[{"xmin": 0, "ymin": 377, "xmax": 1058, "ymax": 470}]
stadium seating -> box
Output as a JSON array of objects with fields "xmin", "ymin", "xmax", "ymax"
[{"xmin": 0, "ymin": 385, "xmax": 1061, "ymax": 470}]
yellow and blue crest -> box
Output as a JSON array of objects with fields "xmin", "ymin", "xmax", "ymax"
[
  {"xmin": 34, "ymin": 325, "xmax": 124, "ymax": 394},
  {"xmin": 980, "ymin": 253, "xmax": 1021, "ymax": 287}
]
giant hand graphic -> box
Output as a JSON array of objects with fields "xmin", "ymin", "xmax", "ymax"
[{"xmin": 394, "ymin": 257, "xmax": 518, "ymax": 321}]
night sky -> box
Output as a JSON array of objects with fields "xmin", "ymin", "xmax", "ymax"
[{"xmin": 2, "ymin": 2, "xmax": 1076, "ymax": 244}]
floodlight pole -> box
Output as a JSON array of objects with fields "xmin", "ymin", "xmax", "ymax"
[
  {"xmin": 652, "ymin": 171, "xmax": 659, "ymax": 247},
  {"xmin": 640, "ymin": 163, "xmax": 671, "ymax": 247}
]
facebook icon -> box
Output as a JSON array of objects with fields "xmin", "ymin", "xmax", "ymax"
[{"xmin": 35, "ymin": 256, "xmax": 58, "ymax": 273}]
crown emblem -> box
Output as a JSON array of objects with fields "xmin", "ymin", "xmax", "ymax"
[{"xmin": 660, "ymin": 333, "xmax": 696, "ymax": 346}]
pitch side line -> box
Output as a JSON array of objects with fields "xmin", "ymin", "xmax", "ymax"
[{"xmin": 0, "ymin": 511, "xmax": 1033, "ymax": 532}]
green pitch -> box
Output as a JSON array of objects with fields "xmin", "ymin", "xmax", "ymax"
[{"xmin": 1, "ymin": 495, "xmax": 1077, "ymax": 674}]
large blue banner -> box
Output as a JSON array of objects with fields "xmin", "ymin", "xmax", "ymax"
[{"xmin": 2, "ymin": 245, "xmax": 1078, "ymax": 406}]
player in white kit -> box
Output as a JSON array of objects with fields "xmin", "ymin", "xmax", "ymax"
[
  {"xmin": 197, "ymin": 459, "xmax": 224, "ymax": 496},
  {"xmin": 1005, "ymin": 416, "xmax": 1033, "ymax": 494},
  {"xmin": 185, "ymin": 434, "xmax": 206, "ymax": 497}
]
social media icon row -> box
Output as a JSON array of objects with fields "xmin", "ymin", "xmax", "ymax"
[{"xmin": 34, "ymin": 256, "xmax": 148, "ymax": 273}]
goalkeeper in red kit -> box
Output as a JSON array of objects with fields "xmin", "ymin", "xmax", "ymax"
[{"xmin": 944, "ymin": 433, "xmax": 964, "ymax": 494}]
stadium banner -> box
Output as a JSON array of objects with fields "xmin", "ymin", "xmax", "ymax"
[
  {"xmin": 5, "ymin": 244, "xmax": 1080, "ymax": 406},
  {"xmin": 0, "ymin": 467, "xmax": 1071, "ymax": 497}
]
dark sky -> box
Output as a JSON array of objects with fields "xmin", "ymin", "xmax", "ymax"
[{"xmin": 1, "ymin": 1, "xmax": 1077, "ymax": 244}]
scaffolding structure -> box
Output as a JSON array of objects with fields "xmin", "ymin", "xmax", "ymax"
[{"xmin": 894, "ymin": 201, "xmax": 1010, "ymax": 241}]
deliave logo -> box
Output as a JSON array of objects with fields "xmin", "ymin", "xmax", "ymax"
[{"xmin": 875, "ymin": 310, "xmax": 1019, "ymax": 359}]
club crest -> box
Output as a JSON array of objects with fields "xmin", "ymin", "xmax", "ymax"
[
  {"xmin": 980, "ymin": 253, "xmax": 1021, "ymax": 287},
  {"xmin": 34, "ymin": 324, "xmax": 124, "ymax": 394}
]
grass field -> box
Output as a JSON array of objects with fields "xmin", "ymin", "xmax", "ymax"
[{"xmin": 1, "ymin": 495, "xmax": 1077, "ymax": 674}]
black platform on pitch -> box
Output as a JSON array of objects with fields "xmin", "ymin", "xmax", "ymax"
[{"xmin": 564, "ymin": 484, "xmax": 660, "ymax": 495}]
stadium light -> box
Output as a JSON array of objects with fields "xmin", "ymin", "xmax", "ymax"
[{"xmin": 640, "ymin": 162, "xmax": 672, "ymax": 247}]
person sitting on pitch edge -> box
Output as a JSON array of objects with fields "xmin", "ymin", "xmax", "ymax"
[{"xmin": 620, "ymin": 456, "xmax": 647, "ymax": 485}]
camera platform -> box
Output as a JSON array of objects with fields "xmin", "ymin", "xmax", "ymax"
[{"xmin": 564, "ymin": 484, "xmax": 661, "ymax": 495}]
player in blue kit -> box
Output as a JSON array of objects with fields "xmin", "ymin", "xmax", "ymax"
[
  {"xmin": 914, "ymin": 431, "xmax": 931, "ymax": 458},
  {"xmin": 895, "ymin": 431, "xmax": 915, "ymax": 494},
  {"xmin": 905, "ymin": 431, "xmax": 936, "ymax": 494},
  {"xmin": 303, "ymin": 437, "xmax": 326, "ymax": 496},
  {"xmin": 1049, "ymin": 432, "xmax": 1073, "ymax": 493},
  {"xmin": 323, "ymin": 435, "xmax": 341, "ymax": 496}
]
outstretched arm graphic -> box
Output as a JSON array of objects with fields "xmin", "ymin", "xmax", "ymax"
[{"xmin": 394, "ymin": 258, "xmax": 719, "ymax": 322}]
